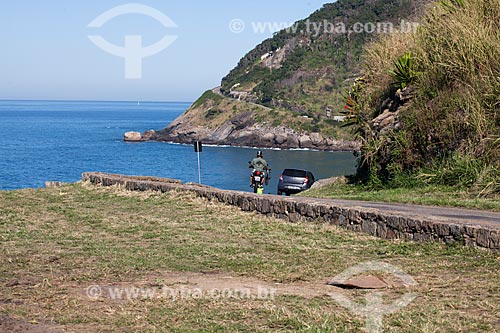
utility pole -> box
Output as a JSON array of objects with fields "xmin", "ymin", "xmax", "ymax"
[{"xmin": 194, "ymin": 141, "xmax": 203, "ymax": 184}]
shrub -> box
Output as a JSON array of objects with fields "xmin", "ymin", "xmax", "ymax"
[
  {"xmin": 350, "ymin": 0, "xmax": 500, "ymax": 193},
  {"xmin": 205, "ymin": 108, "xmax": 222, "ymax": 119},
  {"xmin": 389, "ymin": 52, "xmax": 420, "ymax": 89},
  {"xmin": 193, "ymin": 90, "xmax": 223, "ymax": 109}
]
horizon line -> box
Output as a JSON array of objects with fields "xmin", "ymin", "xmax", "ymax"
[{"xmin": 0, "ymin": 99, "xmax": 194, "ymax": 104}]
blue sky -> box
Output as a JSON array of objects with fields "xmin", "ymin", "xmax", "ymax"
[{"xmin": 0, "ymin": 1, "xmax": 329, "ymax": 102}]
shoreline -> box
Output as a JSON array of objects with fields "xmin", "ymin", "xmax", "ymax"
[
  {"xmin": 145, "ymin": 138, "xmax": 360, "ymax": 153},
  {"xmin": 125, "ymin": 130, "xmax": 361, "ymax": 153}
]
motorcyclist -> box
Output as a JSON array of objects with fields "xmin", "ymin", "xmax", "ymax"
[{"xmin": 249, "ymin": 151, "xmax": 268, "ymax": 185}]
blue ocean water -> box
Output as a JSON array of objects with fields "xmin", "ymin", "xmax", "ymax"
[{"xmin": 0, "ymin": 100, "xmax": 357, "ymax": 192}]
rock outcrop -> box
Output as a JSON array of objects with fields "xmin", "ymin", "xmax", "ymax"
[
  {"xmin": 124, "ymin": 130, "xmax": 157, "ymax": 142},
  {"xmin": 370, "ymin": 86, "xmax": 417, "ymax": 136},
  {"xmin": 124, "ymin": 131, "xmax": 143, "ymax": 142},
  {"xmin": 120, "ymin": 0, "xmax": 424, "ymax": 153},
  {"xmin": 132, "ymin": 95, "xmax": 360, "ymax": 151},
  {"xmin": 144, "ymin": 121, "xmax": 359, "ymax": 151}
]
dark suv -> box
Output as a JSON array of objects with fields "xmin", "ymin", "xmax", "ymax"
[{"xmin": 277, "ymin": 169, "xmax": 315, "ymax": 196}]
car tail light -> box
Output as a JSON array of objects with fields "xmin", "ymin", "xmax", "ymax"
[
  {"xmin": 303, "ymin": 176, "xmax": 309, "ymax": 185},
  {"xmin": 280, "ymin": 174, "xmax": 283, "ymax": 181}
]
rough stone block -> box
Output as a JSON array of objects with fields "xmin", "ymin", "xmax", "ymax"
[
  {"xmin": 261, "ymin": 199, "xmax": 271, "ymax": 214},
  {"xmin": 338, "ymin": 214, "xmax": 346, "ymax": 226},
  {"xmin": 489, "ymin": 231, "xmax": 500, "ymax": 249},
  {"xmin": 305, "ymin": 205, "xmax": 317, "ymax": 218},
  {"xmin": 319, "ymin": 205, "xmax": 329, "ymax": 215},
  {"xmin": 386, "ymin": 216, "xmax": 400, "ymax": 229},
  {"xmin": 347, "ymin": 210, "xmax": 360, "ymax": 222},
  {"xmin": 241, "ymin": 198, "xmax": 250, "ymax": 211},
  {"xmin": 386, "ymin": 228, "xmax": 398, "ymax": 239},
  {"xmin": 434, "ymin": 223, "xmax": 450, "ymax": 237},
  {"xmin": 289, "ymin": 212, "xmax": 301, "ymax": 223},
  {"xmin": 476, "ymin": 229, "xmax": 490, "ymax": 248},
  {"xmin": 298, "ymin": 203, "xmax": 308, "ymax": 215},
  {"xmin": 377, "ymin": 223, "xmax": 388, "ymax": 238},
  {"xmin": 462, "ymin": 225, "xmax": 477, "ymax": 239},
  {"xmin": 405, "ymin": 219, "xmax": 416, "ymax": 231},
  {"xmin": 361, "ymin": 220, "xmax": 377, "ymax": 236},
  {"xmin": 273, "ymin": 200, "xmax": 286, "ymax": 214}
]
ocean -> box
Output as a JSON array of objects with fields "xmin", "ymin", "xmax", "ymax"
[{"xmin": 0, "ymin": 100, "xmax": 357, "ymax": 192}]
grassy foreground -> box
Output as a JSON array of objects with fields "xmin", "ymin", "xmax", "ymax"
[{"xmin": 1, "ymin": 183, "xmax": 499, "ymax": 332}]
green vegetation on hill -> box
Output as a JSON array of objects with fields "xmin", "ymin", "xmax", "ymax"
[
  {"xmin": 346, "ymin": 0, "xmax": 500, "ymax": 194},
  {"xmin": 205, "ymin": 0, "xmax": 423, "ymax": 139},
  {"xmin": 192, "ymin": 89, "xmax": 223, "ymax": 109},
  {"xmin": 222, "ymin": 0, "xmax": 419, "ymax": 107}
]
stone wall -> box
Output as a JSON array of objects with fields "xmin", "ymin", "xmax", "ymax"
[{"xmin": 82, "ymin": 173, "xmax": 500, "ymax": 251}]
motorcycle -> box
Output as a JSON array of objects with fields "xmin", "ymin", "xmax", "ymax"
[{"xmin": 249, "ymin": 164, "xmax": 271, "ymax": 194}]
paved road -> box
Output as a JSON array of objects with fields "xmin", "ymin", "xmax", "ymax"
[
  {"xmin": 198, "ymin": 91, "xmax": 499, "ymax": 229},
  {"xmin": 291, "ymin": 196, "xmax": 500, "ymax": 230},
  {"xmin": 83, "ymin": 173, "xmax": 500, "ymax": 249},
  {"xmin": 211, "ymin": 86, "xmax": 272, "ymax": 111}
]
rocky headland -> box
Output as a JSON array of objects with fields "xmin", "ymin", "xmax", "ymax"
[
  {"xmin": 125, "ymin": 92, "xmax": 360, "ymax": 151},
  {"xmin": 124, "ymin": 0, "xmax": 421, "ymax": 152}
]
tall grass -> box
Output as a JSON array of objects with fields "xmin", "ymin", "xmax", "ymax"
[
  {"xmin": 353, "ymin": 0, "xmax": 500, "ymax": 195},
  {"xmin": 363, "ymin": 31, "xmax": 416, "ymax": 109}
]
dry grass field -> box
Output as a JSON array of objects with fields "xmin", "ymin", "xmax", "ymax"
[{"xmin": 1, "ymin": 183, "xmax": 499, "ymax": 332}]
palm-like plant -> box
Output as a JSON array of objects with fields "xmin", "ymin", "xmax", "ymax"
[{"xmin": 389, "ymin": 52, "xmax": 420, "ymax": 89}]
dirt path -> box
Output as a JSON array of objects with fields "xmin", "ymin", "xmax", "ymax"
[{"xmin": 76, "ymin": 271, "xmax": 337, "ymax": 302}]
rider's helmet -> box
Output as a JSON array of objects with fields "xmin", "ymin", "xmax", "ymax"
[{"xmin": 257, "ymin": 151, "xmax": 263, "ymax": 158}]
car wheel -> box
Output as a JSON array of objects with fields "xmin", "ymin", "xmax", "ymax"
[{"xmin": 285, "ymin": 192, "xmax": 291, "ymax": 196}]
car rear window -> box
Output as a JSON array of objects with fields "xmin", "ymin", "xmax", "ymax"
[{"xmin": 283, "ymin": 169, "xmax": 307, "ymax": 177}]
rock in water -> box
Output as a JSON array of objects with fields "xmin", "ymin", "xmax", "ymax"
[
  {"xmin": 141, "ymin": 130, "xmax": 156, "ymax": 141},
  {"xmin": 124, "ymin": 131, "xmax": 142, "ymax": 142}
]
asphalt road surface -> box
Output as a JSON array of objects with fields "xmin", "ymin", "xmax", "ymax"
[{"xmin": 292, "ymin": 196, "xmax": 500, "ymax": 230}]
